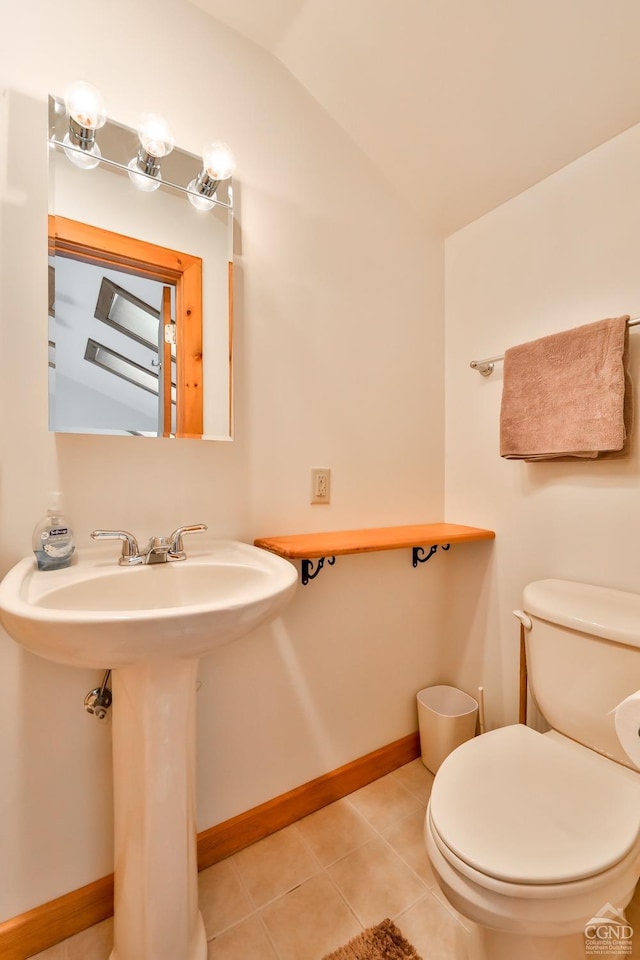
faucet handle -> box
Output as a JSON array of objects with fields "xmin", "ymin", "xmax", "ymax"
[
  {"xmin": 168, "ymin": 523, "xmax": 208, "ymax": 559},
  {"xmin": 91, "ymin": 530, "xmax": 141, "ymax": 565}
]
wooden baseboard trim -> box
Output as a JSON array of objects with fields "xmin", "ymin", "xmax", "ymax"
[
  {"xmin": 0, "ymin": 875, "xmax": 114, "ymax": 960},
  {"xmin": 197, "ymin": 730, "xmax": 420, "ymax": 869},
  {"xmin": 0, "ymin": 731, "xmax": 420, "ymax": 959}
]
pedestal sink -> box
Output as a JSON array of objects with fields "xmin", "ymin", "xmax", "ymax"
[{"xmin": 0, "ymin": 540, "xmax": 297, "ymax": 960}]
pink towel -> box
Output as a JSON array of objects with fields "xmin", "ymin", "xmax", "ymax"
[{"xmin": 500, "ymin": 316, "xmax": 632, "ymax": 461}]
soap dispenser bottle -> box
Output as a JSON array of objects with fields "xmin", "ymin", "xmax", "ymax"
[{"xmin": 32, "ymin": 493, "xmax": 75, "ymax": 570}]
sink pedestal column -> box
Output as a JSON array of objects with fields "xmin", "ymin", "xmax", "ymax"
[{"xmin": 108, "ymin": 658, "xmax": 207, "ymax": 960}]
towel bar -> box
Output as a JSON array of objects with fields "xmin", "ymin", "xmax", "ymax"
[{"xmin": 470, "ymin": 316, "xmax": 640, "ymax": 376}]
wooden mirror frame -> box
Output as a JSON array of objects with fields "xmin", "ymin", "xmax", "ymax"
[{"xmin": 48, "ymin": 216, "xmax": 204, "ymax": 438}]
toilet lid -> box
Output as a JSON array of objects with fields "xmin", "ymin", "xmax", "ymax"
[{"xmin": 429, "ymin": 725, "xmax": 640, "ymax": 884}]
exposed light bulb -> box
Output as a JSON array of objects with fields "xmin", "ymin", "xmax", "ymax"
[
  {"xmin": 127, "ymin": 158, "xmax": 162, "ymax": 192},
  {"xmin": 187, "ymin": 141, "xmax": 235, "ymax": 211},
  {"xmin": 202, "ymin": 141, "xmax": 235, "ymax": 181},
  {"xmin": 62, "ymin": 81, "xmax": 106, "ymax": 170},
  {"xmin": 63, "ymin": 80, "xmax": 106, "ymax": 131},
  {"xmin": 186, "ymin": 179, "xmax": 216, "ymax": 211},
  {"xmin": 126, "ymin": 113, "xmax": 173, "ymax": 192},
  {"xmin": 62, "ymin": 132, "xmax": 102, "ymax": 170},
  {"xmin": 137, "ymin": 113, "xmax": 174, "ymax": 159}
]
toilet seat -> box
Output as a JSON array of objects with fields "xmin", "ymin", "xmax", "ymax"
[
  {"xmin": 425, "ymin": 806, "xmax": 640, "ymax": 940},
  {"xmin": 429, "ymin": 724, "xmax": 640, "ymax": 886}
]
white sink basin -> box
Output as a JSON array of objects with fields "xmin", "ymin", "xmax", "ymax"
[
  {"xmin": 0, "ymin": 537, "xmax": 298, "ymax": 960},
  {"xmin": 0, "ymin": 539, "xmax": 297, "ymax": 668}
]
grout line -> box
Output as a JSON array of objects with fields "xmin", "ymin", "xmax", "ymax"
[
  {"xmin": 255, "ymin": 909, "xmax": 284, "ymax": 960},
  {"xmin": 228, "ymin": 854, "xmax": 253, "ymax": 905},
  {"xmin": 427, "ymin": 880, "xmax": 473, "ymax": 932},
  {"xmin": 236, "ymin": 866, "xmax": 324, "ymax": 915},
  {"xmin": 297, "ymin": 803, "xmax": 379, "ymax": 869},
  {"xmin": 230, "ymin": 824, "xmax": 324, "ymax": 913},
  {"xmin": 390, "ymin": 887, "xmax": 435, "ymax": 925},
  {"xmin": 208, "ymin": 857, "xmax": 259, "ymax": 938},
  {"xmin": 323, "ymin": 865, "xmax": 368, "ymax": 932},
  {"xmin": 377, "ymin": 830, "xmax": 432, "ymax": 894},
  {"xmin": 389, "ymin": 761, "xmax": 435, "ymax": 804},
  {"xmin": 393, "ymin": 887, "xmax": 466, "ymax": 936},
  {"xmin": 288, "ymin": 819, "xmax": 329, "ymax": 873}
]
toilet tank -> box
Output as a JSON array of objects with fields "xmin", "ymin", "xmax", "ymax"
[{"xmin": 522, "ymin": 579, "xmax": 640, "ymax": 769}]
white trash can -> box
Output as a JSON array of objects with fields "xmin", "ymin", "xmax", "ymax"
[{"xmin": 417, "ymin": 685, "xmax": 478, "ymax": 774}]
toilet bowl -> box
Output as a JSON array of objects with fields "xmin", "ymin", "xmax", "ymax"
[
  {"xmin": 423, "ymin": 580, "xmax": 640, "ymax": 960},
  {"xmin": 424, "ymin": 725, "xmax": 640, "ymax": 958}
]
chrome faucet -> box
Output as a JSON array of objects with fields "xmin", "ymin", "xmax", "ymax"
[
  {"xmin": 91, "ymin": 524, "xmax": 207, "ymax": 565},
  {"xmin": 90, "ymin": 529, "xmax": 142, "ymax": 564}
]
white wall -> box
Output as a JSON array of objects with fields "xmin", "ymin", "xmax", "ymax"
[
  {"xmin": 444, "ymin": 122, "xmax": 640, "ymax": 729},
  {"xmin": 0, "ymin": 0, "xmax": 445, "ymax": 920}
]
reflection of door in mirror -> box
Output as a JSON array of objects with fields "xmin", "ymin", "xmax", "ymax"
[
  {"xmin": 90, "ymin": 274, "xmax": 177, "ymax": 436},
  {"xmin": 48, "ymin": 216, "xmax": 203, "ymax": 438}
]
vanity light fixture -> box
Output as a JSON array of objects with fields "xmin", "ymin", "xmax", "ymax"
[
  {"xmin": 127, "ymin": 113, "xmax": 175, "ymax": 193},
  {"xmin": 187, "ymin": 141, "xmax": 236, "ymax": 211},
  {"xmin": 62, "ymin": 80, "xmax": 106, "ymax": 170},
  {"xmin": 54, "ymin": 83, "xmax": 235, "ymax": 211}
]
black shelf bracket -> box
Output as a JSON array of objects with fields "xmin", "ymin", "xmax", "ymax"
[
  {"xmin": 301, "ymin": 556, "xmax": 336, "ymax": 586},
  {"xmin": 412, "ymin": 543, "xmax": 451, "ymax": 567}
]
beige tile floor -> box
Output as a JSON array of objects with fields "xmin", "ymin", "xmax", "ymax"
[{"xmin": 30, "ymin": 758, "xmax": 640, "ymax": 960}]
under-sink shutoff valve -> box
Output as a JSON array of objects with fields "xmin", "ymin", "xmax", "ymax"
[{"xmin": 85, "ymin": 670, "xmax": 112, "ymax": 720}]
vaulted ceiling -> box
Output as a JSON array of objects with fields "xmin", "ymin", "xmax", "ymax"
[{"xmin": 189, "ymin": 0, "xmax": 640, "ymax": 234}]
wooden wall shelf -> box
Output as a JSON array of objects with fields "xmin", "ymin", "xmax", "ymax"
[{"xmin": 254, "ymin": 523, "xmax": 495, "ymax": 585}]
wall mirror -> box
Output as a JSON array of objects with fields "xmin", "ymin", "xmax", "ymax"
[{"xmin": 48, "ymin": 93, "xmax": 234, "ymax": 440}]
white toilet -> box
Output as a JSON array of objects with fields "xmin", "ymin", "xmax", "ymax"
[{"xmin": 424, "ymin": 579, "xmax": 640, "ymax": 960}]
